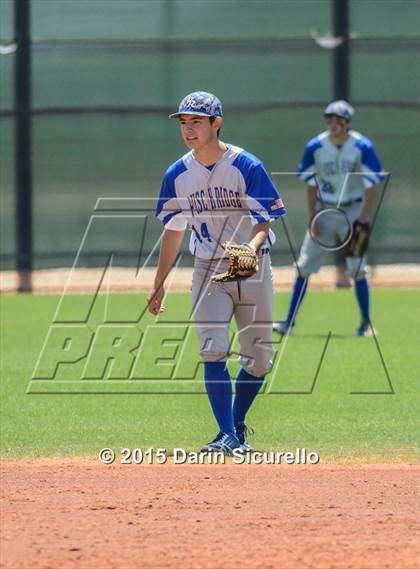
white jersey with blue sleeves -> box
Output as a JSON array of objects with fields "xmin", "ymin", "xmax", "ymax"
[
  {"xmin": 156, "ymin": 145, "xmax": 286, "ymax": 259},
  {"xmin": 297, "ymin": 130, "xmax": 384, "ymax": 204}
]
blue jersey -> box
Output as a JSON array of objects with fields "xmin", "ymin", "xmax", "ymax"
[
  {"xmin": 297, "ymin": 130, "xmax": 384, "ymax": 204},
  {"xmin": 156, "ymin": 145, "xmax": 286, "ymax": 259}
]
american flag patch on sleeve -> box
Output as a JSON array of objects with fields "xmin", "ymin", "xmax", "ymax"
[{"xmin": 271, "ymin": 198, "xmax": 285, "ymax": 210}]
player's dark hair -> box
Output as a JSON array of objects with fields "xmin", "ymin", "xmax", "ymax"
[{"xmin": 209, "ymin": 116, "xmax": 221, "ymax": 137}]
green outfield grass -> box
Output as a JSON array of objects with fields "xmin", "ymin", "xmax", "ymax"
[{"xmin": 1, "ymin": 289, "xmax": 419, "ymax": 462}]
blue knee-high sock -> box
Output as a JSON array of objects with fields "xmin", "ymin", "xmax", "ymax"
[
  {"xmin": 233, "ymin": 367, "xmax": 264, "ymax": 425},
  {"xmin": 355, "ymin": 277, "xmax": 370, "ymax": 323},
  {"xmin": 204, "ymin": 362, "xmax": 234, "ymax": 435},
  {"xmin": 285, "ymin": 275, "xmax": 308, "ymax": 325}
]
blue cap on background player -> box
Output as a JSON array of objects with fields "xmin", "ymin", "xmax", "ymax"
[
  {"xmin": 324, "ymin": 100, "xmax": 354, "ymax": 122},
  {"xmin": 169, "ymin": 91, "xmax": 223, "ymax": 119}
]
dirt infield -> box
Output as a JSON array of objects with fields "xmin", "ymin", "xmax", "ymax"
[
  {"xmin": 1, "ymin": 264, "xmax": 419, "ymax": 293},
  {"xmin": 1, "ymin": 460, "xmax": 419, "ymax": 569}
]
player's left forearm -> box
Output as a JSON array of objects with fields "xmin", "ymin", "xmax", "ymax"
[
  {"xmin": 249, "ymin": 221, "xmax": 270, "ymax": 252},
  {"xmin": 359, "ymin": 186, "xmax": 378, "ymax": 223}
]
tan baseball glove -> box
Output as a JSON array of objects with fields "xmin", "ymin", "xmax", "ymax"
[
  {"xmin": 347, "ymin": 221, "xmax": 371, "ymax": 257},
  {"xmin": 211, "ymin": 241, "xmax": 258, "ymax": 283}
]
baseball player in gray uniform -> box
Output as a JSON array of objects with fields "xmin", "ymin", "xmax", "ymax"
[
  {"xmin": 148, "ymin": 91, "xmax": 286, "ymax": 454},
  {"xmin": 273, "ymin": 100, "xmax": 383, "ymax": 337}
]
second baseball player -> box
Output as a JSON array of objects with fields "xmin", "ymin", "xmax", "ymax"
[{"xmin": 274, "ymin": 100, "xmax": 384, "ymax": 337}]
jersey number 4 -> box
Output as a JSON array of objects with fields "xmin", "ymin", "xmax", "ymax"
[{"xmin": 192, "ymin": 223, "xmax": 212, "ymax": 243}]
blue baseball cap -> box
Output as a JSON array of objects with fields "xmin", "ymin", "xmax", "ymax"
[
  {"xmin": 169, "ymin": 91, "xmax": 223, "ymax": 119},
  {"xmin": 324, "ymin": 100, "xmax": 354, "ymax": 121}
]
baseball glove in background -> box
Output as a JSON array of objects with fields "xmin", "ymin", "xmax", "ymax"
[
  {"xmin": 211, "ymin": 241, "xmax": 258, "ymax": 283},
  {"xmin": 346, "ymin": 221, "xmax": 371, "ymax": 257}
]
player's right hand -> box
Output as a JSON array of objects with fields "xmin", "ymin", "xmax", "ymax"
[
  {"xmin": 310, "ymin": 217, "xmax": 321, "ymax": 237},
  {"xmin": 312, "ymin": 218, "xmax": 321, "ymax": 236},
  {"xmin": 148, "ymin": 285, "xmax": 165, "ymax": 315}
]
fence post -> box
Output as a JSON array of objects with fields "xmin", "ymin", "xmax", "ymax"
[
  {"xmin": 332, "ymin": 0, "xmax": 349, "ymax": 100},
  {"xmin": 14, "ymin": 0, "xmax": 33, "ymax": 292}
]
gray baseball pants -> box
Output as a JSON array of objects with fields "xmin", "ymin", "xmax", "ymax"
[
  {"xmin": 191, "ymin": 253, "xmax": 274, "ymax": 377},
  {"xmin": 297, "ymin": 201, "xmax": 368, "ymax": 280}
]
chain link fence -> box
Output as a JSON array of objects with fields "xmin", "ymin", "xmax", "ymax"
[{"xmin": 1, "ymin": 0, "xmax": 419, "ymax": 269}]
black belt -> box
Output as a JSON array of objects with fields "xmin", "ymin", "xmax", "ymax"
[
  {"xmin": 204, "ymin": 247, "xmax": 270, "ymax": 262},
  {"xmin": 317, "ymin": 197, "xmax": 363, "ymax": 207}
]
